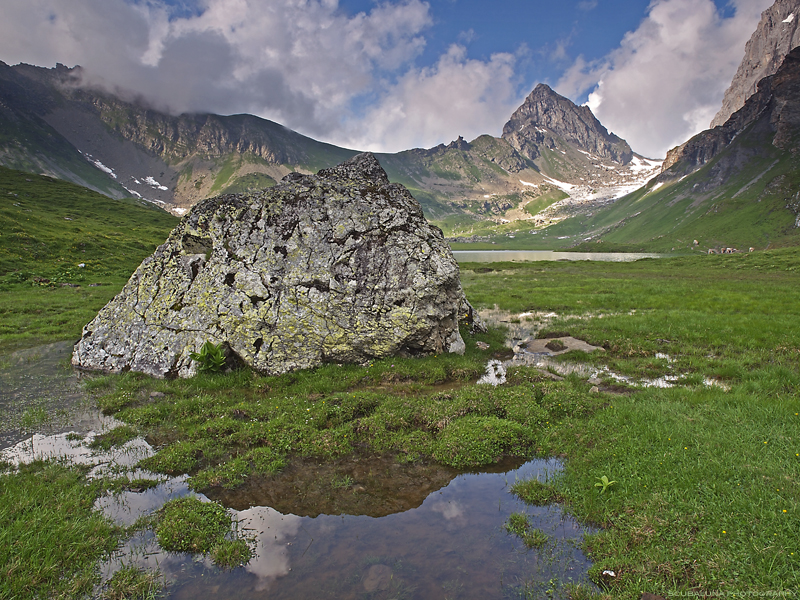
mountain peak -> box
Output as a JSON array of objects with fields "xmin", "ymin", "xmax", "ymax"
[{"xmin": 501, "ymin": 84, "xmax": 633, "ymax": 165}]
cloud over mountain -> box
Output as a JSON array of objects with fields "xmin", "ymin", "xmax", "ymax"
[
  {"xmin": 556, "ymin": 0, "xmax": 773, "ymax": 158},
  {"xmin": 0, "ymin": 0, "xmax": 776, "ymax": 157}
]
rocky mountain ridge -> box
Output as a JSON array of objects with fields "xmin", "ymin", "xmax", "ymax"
[
  {"xmin": 710, "ymin": 0, "xmax": 800, "ymax": 128},
  {"xmin": 502, "ymin": 84, "xmax": 633, "ymax": 165},
  {"xmin": 663, "ymin": 46, "xmax": 800, "ymax": 178},
  {"xmin": 548, "ymin": 41, "xmax": 800, "ymax": 253},
  {"xmin": 0, "ymin": 60, "xmax": 657, "ymax": 229}
]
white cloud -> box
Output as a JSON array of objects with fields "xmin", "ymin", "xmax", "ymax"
[
  {"xmin": 0, "ymin": 0, "xmax": 434, "ymax": 143},
  {"xmin": 556, "ymin": 0, "xmax": 773, "ymax": 158},
  {"xmin": 345, "ymin": 44, "xmax": 523, "ymax": 152}
]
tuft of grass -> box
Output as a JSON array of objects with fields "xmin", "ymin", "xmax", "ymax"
[
  {"xmin": 19, "ymin": 406, "xmax": 50, "ymax": 430},
  {"xmin": 331, "ymin": 474, "xmax": 354, "ymax": 490},
  {"xmin": 104, "ymin": 478, "xmax": 161, "ymax": 495},
  {"xmin": 99, "ymin": 564, "xmax": 163, "ymax": 600},
  {"xmin": 89, "ymin": 424, "xmax": 139, "ymax": 451},
  {"xmin": 210, "ymin": 539, "xmax": 254, "ymax": 570},
  {"xmin": 511, "ymin": 479, "xmax": 563, "ymax": 506},
  {"xmin": 156, "ymin": 496, "xmax": 231, "ymax": 554},
  {"xmin": 504, "ymin": 512, "xmax": 549, "ymax": 549},
  {"xmin": 155, "ymin": 496, "xmax": 254, "ymax": 568}
]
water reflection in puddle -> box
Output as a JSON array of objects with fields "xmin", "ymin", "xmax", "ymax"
[
  {"xmin": 0, "ymin": 341, "xmax": 116, "ymax": 449},
  {"xmin": 103, "ymin": 459, "xmax": 595, "ymax": 599}
]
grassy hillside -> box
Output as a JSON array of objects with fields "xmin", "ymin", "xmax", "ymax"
[
  {"xmin": 0, "ymin": 166, "xmax": 178, "ymax": 351},
  {"xmin": 456, "ymin": 127, "xmax": 800, "ymax": 253}
]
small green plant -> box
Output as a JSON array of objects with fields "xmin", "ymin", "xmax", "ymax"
[
  {"xmin": 504, "ymin": 512, "xmax": 549, "ymax": 549},
  {"xmin": 331, "ymin": 474, "xmax": 354, "ymax": 490},
  {"xmin": 189, "ymin": 341, "xmax": 226, "ymax": 373},
  {"xmin": 594, "ymin": 475, "xmax": 616, "ymax": 493}
]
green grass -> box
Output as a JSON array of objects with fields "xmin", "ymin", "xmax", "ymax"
[
  {"xmin": 504, "ymin": 512, "xmax": 550, "ymax": 549},
  {"xmin": 99, "ymin": 565, "xmax": 163, "ymax": 600},
  {"xmin": 524, "ymin": 188, "xmax": 569, "ymax": 216},
  {"xmin": 218, "ymin": 172, "xmax": 276, "ymax": 195},
  {"xmin": 0, "ymin": 166, "xmax": 177, "ymax": 352},
  {"xmin": 0, "ymin": 461, "xmax": 123, "ymax": 599},
  {"xmin": 94, "ymin": 325, "xmax": 586, "ymax": 487},
  {"xmin": 155, "ymin": 496, "xmax": 253, "ymax": 568},
  {"xmin": 461, "ymin": 248, "xmax": 800, "ymax": 595}
]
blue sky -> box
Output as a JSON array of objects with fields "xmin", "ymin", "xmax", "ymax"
[
  {"xmin": 0, "ymin": 0, "xmax": 775, "ymax": 157},
  {"xmin": 342, "ymin": 0, "xmax": 654, "ymax": 98}
]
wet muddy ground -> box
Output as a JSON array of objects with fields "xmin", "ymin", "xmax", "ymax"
[{"xmin": 0, "ymin": 341, "xmax": 116, "ymax": 449}]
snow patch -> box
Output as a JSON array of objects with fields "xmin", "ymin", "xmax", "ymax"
[
  {"xmin": 144, "ymin": 176, "xmax": 169, "ymax": 191},
  {"xmin": 519, "ymin": 180, "xmax": 538, "ymax": 188},
  {"xmin": 651, "ymin": 182, "xmax": 664, "ymax": 192},
  {"xmin": 173, "ymin": 208, "xmax": 189, "ymax": 216},
  {"xmin": 783, "ymin": 13, "xmax": 794, "ymax": 23},
  {"xmin": 123, "ymin": 187, "xmax": 142, "ymax": 198},
  {"xmin": 90, "ymin": 159, "xmax": 117, "ymax": 178},
  {"xmin": 542, "ymin": 176, "xmax": 576, "ymax": 191}
]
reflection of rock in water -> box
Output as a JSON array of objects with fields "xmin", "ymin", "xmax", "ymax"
[{"xmin": 205, "ymin": 453, "xmax": 462, "ymax": 517}]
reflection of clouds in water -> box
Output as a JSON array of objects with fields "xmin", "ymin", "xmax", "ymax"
[
  {"xmin": 1, "ymin": 432, "xmax": 154, "ymax": 477},
  {"xmin": 238, "ymin": 507, "xmax": 303, "ymax": 591},
  {"xmin": 429, "ymin": 500, "xmax": 464, "ymax": 521},
  {"xmin": 96, "ymin": 476, "xmax": 193, "ymax": 526}
]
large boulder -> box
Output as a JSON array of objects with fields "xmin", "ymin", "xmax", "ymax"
[{"xmin": 72, "ymin": 153, "xmax": 478, "ymax": 378}]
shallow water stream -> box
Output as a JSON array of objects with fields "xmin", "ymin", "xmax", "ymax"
[{"xmin": 1, "ymin": 342, "xmax": 597, "ymax": 599}]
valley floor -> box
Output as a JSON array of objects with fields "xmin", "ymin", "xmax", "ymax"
[{"xmin": 1, "ymin": 248, "xmax": 799, "ymax": 598}]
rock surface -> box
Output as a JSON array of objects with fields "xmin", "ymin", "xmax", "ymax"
[
  {"xmin": 502, "ymin": 84, "xmax": 633, "ymax": 165},
  {"xmin": 710, "ymin": 0, "xmax": 800, "ymax": 129},
  {"xmin": 72, "ymin": 153, "xmax": 476, "ymax": 378}
]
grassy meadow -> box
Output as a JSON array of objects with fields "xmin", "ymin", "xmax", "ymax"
[
  {"xmin": 0, "ymin": 166, "xmax": 178, "ymax": 352},
  {"xmin": 1, "ymin": 167, "xmax": 799, "ymax": 597}
]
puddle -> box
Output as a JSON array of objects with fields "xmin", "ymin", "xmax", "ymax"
[
  {"xmin": 481, "ymin": 308, "xmax": 731, "ymax": 392},
  {"xmin": 0, "ymin": 340, "xmax": 116, "ymax": 449},
  {"xmin": 1, "ymin": 341, "xmax": 599, "ymax": 598},
  {"xmin": 102, "ymin": 458, "xmax": 596, "ymax": 599},
  {"xmin": 1, "ymin": 431, "xmax": 155, "ymax": 478}
]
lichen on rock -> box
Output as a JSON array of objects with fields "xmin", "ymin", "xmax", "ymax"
[{"xmin": 73, "ymin": 153, "xmax": 481, "ymax": 378}]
